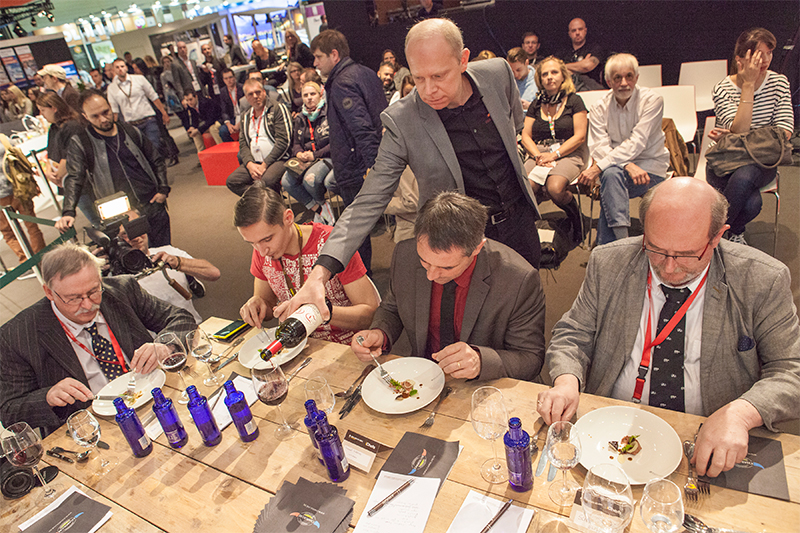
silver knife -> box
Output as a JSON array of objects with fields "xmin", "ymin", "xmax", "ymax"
[
  {"xmin": 286, "ymin": 357, "xmax": 312, "ymax": 382},
  {"xmin": 547, "ymin": 462, "xmax": 557, "ymax": 481},
  {"xmin": 535, "ymin": 429, "xmax": 549, "ymax": 476},
  {"xmin": 339, "ymin": 388, "xmax": 362, "ymax": 419},
  {"xmin": 217, "ymin": 349, "xmax": 242, "ymax": 371}
]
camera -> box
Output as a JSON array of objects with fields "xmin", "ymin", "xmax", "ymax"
[
  {"xmin": 0, "ymin": 457, "xmax": 35, "ymax": 499},
  {"xmin": 86, "ymin": 216, "xmax": 153, "ymax": 276}
]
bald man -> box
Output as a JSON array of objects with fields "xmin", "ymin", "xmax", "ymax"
[
  {"xmin": 558, "ymin": 18, "xmax": 605, "ymax": 90},
  {"xmin": 538, "ymin": 177, "xmax": 800, "ymax": 478}
]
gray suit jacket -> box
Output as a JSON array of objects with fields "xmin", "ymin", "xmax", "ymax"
[
  {"xmin": 0, "ymin": 276, "xmax": 195, "ymax": 436},
  {"xmin": 320, "ymin": 58, "xmax": 540, "ymax": 269},
  {"xmin": 372, "ymin": 239, "xmax": 546, "ymax": 381},
  {"xmin": 546, "ymin": 238, "xmax": 800, "ymax": 430}
]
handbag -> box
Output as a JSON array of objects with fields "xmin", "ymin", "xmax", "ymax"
[
  {"xmin": 284, "ymin": 157, "xmax": 316, "ymax": 178},
  {"xmin": 706, "ymin": 125, "xmax": 793, "ymax": 176}
]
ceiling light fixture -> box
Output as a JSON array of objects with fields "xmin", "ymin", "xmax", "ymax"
[{"xmin": 29, "ymin": 16, "xmax": 37, "ymax": 26}]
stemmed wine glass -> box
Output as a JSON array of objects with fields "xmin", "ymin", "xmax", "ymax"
[
  {"xmin": 546, "ymin": 420, "xmax": 582, "ymax": 505},
  {"xmin": 582, "ymin": 463, "xmax": 634, "ymax": 532},
  {"xmin": 640, "ymin": 478, "xmax": 684, "ymax": 532},
  {"xmin": 252, "ymin": 361, "xmax": 295, "ymax": 441},
  {"xmin": 66, "ymin": 410, "xmax": 117, "ymax": 476},
  {"xmin": 470, "ymin": 386, "xmax": 508, "ymax": 483},
  {"xmin": 186, "ymin": 328, "xmax": 223, "ymax": 387},
  {"xmin": 304, "ymin": 375, "xmax": 335, "ymax": 414},
  {"xmin": 156, "ymin": 331, "xmax": 190, "ymax": 404},
  {"xmin": 1, "ymin": 422, "xmax": 58, "ymax": 500}
]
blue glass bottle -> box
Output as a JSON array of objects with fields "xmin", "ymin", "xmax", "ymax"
[
  {"xmin": 224, "ymin": 381, "xmax": 259, "ymax": 442},
  {"xmin": 152, "ymin": 387, "xmax": 188, "ymax": 449},
  {"xmin": 303, "ymin": 400, "xmax": 324, "ymax": 465},
  {"xmin": 113, "ymin": 397, "xmax": 153, "ymax": 458},
  {"xmin": 314, "ymin": 413, "xmax": 350, "ymax": 482},
  {"xmin": 186, "ymin": 385, "xmax": 222, "ymax": 446},
  {"xmin": 504, "ymin": 417, "xmax": 533, "ymax": 492}
]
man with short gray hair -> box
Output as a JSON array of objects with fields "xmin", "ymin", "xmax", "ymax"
[
  {"xmin": 577, "ymin": 52, "xmax": 669, "ymax": 245},
  {"xmin": 352, "ymin": 192, "xmax": 545, "ymax": 381},
  {"xmin": 0, "ymin": 243, "xmax": 194, "ymax": 436}
]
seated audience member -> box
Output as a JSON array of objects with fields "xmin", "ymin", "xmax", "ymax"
[
  {"xmin": 281, "ymin": 81, "xmax": 336, "ymax": 225},
  {"xmin": 352, "ymin": 192, "xmax": 545, "ymax": 381},
  {"xmin": 382, "ymin": 49, "xmax": 410, "ymax": 92},
  {"xmin": 226, "ymin": 78, "xmax": 292, "ymax": 196},
  {"xmin": 398, "ymin": 74, "xmax": 415, "ymax": 98},
  {"xmin": 472, "ymin": 50, "xmax": 496, "ymax": 61},
  {"xmin": 522, "ymin": 31, "xmax": 542, "ymax": 66},
  {"xmin": 89, "ymin": 68, "xmax": 108, "ymax": 92},
  {"xmin": 557, "ymin": 18, "xmax": 605, "ymax": 91},
  {"xmin": 301, "ymin": 68, "xmax": 323, "ymax": 87},
  {"xmin": 417, "ymin": 0, "xmax": 441, "ymax": 19},
  {"xmin": 538, "ymin": 177, "xmax": 800, "ymax": 478},
  {"xmin": 0, "ymin": 243, "xmax": 195, "ymax": 437},
  {"xmin": 118, "ymin": 210, "xmax": 220, "ymax": 324},
  {"xmin": 55, "ymin": 90, "xmax": 172, "ymax": 248},
  {"xmin": 225, "ymin": 34, "xmax": 248, "ymax": 67},
  {"xmin": 181, "ymin": 91, "xmax": 223, "ymax": 153},
  {"xmin": 521, "ymin": 56, "xmax": 588, "ymax": 245},
  {"xmin": 219, "ymin": 68, "xmax": 245, "ymax": 143},
  {"xmin": 38, "ymin": 64, "xmax": 81, "ymax": 111},
  {"xmin": 234, "ymin": 183, "xmax": 379, "ymax": 345},
  {"xmin": 1, "ymin": 85, "xmax": 33, "ymax": 121},
  {"xmin": 577, "ymin": 53, "xmax": 668, "ymax": 245},
  {"xmin": 285, "ymin": 30, "xmax": 316, "ymax": 69},
  {"xmin": 707, "ymin": 28, "xmax": 793, "ymax": 245},
  {"xmin": 378, "ymin": 61, "xmax": 399, "ymax": 104},
  {"xmin": 0, "ymin": 142, "xmax": 45, "ymax": 264},
  {"xmin": 251, "ymin": 40, "xmax": 279, "ymax": 72},
  {"xmin": 507, "ymin": 47, "xmax": 537, "ymax": 110},
  {"xmin": 277, "ymin": 62, "xmax": 304, "ymax": 114},
  {"xmin": 27, "ymin": 87, "xmax": 40, "ymax": 116}
]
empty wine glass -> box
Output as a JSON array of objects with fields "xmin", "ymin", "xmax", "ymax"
[
  {"xmin": 252, "ymin": 361, "xmax": 295, "ymax": 441},
  {"xmin": 1, "ymin": 422, "xmax": 58, "ymax": 500},
  {"xmin": 582, "ymin": 463, "xmax": 634, "ymax": 532},
  {"xmin": 186, "ymin": 328, "xmax": 223, "ymax": 387},
  {"xmin": 66, "ymin": 410, "xmax": 117, "ymax": 476},
  {"xmin": 640, "ymin": 478, "xmax": 684, "ymax": 532},
  {"xmin": 304, "ymin": 375, "xmax": 335, "ymax": 414},
  {"xmin": 546, "ymin": 420, "xmax": 582, "ymax": 505},
  {"xmin": 156, "ymin": 331, "xmax": 190, "ymax": 404},
  {"xmin": 470, "ymin": 386, "xmax": 508, "ymax": 483}
]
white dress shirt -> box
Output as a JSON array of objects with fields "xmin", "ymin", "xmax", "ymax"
[
  {"xmin": 107, "ymin": 74, "xmax": 158, "ymax": 123},
  {"xmin": 610, "ymin": 263, "xmax": 709, "ymax": 415},
  {"xmin": 248, "ymin": 108, "xmax": 274, "ymax": 163},
  {"xmin": 51, "ymin": 303, "xmax": 131, "ymax": 394},
  {"xmin": 588, "ymin": 85, "xmax": 670, "ymax": 177}
]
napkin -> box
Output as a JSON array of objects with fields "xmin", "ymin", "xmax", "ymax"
[
  {"xmin": 18, "ymin": 485, "xmax": 112, "ymax": 533},
  {"xmin": 253, "ymin": 477, "xmax": 354, "ymax": 533}
]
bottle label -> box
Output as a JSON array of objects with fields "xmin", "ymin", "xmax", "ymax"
[
  {"xmin": 166, "ymin": 429, "xmax": 181, "ymax": 444},
  {"xmin": 293, "ymin": 304, "xmax": 323, "ymax": 332},
  {"xmin": 244, "ymin": 419, "xmax": 257, "ymax": 434},
  {"xmin": 340, "ymin": 454, "xmax": 349, "ymax": 472},
  {"xmin": 138, "ymin": 434, "xmax": 151, "ymax": 449}
]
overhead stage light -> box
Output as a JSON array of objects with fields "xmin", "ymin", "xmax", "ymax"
[
  {"xmin": 46, "ymin": 12, "xmax": 55, "ymax": 22},
  {"xmin": 30, "ymin": 17, "xmax": 37, "ymax": 27}
]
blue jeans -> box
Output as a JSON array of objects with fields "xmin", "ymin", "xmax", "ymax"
[
  {"xmin": 706, "ymin": 164, "xmax": 776, "ymax": 235},
  {"xmin": 135, "ymin": 116, "xmax": 162, "ymax": 152},
  {"xmin": 219, "ymin": 123, "xmax": 236, "ymax": 143},
  {"xmin": 280, "ymin": 160, "xmax": 332, "ymax": 209},
  {"xmin": 597, "ymin": 166, "xmax": 665, "ymax": 245}
]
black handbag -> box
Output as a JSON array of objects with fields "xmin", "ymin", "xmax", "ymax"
[
  {"xmin": 706, "ymin": 125, "xmax": 792, "ymax": 176},
  {"xmin": 284, "ymin": 157, "xmax": 316, "ymax": 178}
]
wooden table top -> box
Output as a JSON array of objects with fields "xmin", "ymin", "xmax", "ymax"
[{"xmin": 2, "ymin": 317, "xmax": 798, "ymax": 533}]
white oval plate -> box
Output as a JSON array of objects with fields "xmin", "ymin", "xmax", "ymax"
[
  {"xmin": 574, "ymin": 405, "xmax": 683, "ymax": 485},
  {"xmin": 361, "ymin": 358, "xmax": 445, "ymax": 415},
  {"xmin": 91, "ymin": 369, "xmax": 166, "ymax": 416},
  {"xmin": 237, "ymin": 327, "xmax": 308, "ymax": 369}
]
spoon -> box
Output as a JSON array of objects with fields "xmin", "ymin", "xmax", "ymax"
[{"xmin": 51, "ymin": 446, "xmax": 91, "ymax": 462}]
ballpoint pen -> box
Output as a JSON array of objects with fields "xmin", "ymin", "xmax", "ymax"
[
  {"xmin": 367, "ymin": 478, "xmax": 415, "ymax": 517},
  {"xmin": 479, "ymin": 498, "xmax": 513, "ymax": 533}
]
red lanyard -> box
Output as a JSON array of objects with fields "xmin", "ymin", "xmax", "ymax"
[
  {"xmin": 57, "ymin": 317, "xmax": 128, "ymax": 373},
  {"xmin": 307, "ymin": 117, "xmax": 316, "ymax": 152},
  {"xmin": 632, "ymin": 269, "xmax": 708, "ymax": 403},
  {"xmin": 252, "ymin": 110, "xmax": 263, "ymax": 142}
]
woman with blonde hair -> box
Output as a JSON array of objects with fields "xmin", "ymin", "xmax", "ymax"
[
  {"xmin": 1, "ymin": 85, "xmax": 33, "ymax": 121},
  {"xmin": 521, "ymin": 56, "xmax": 589, "ymax": 244},
  {"xmin": 284, "ymin": 29, "xmax": 315, "ymax": 68},
  {"xmin": 278, "ymin": 61, "xmax": 305, "ymax": 114}
]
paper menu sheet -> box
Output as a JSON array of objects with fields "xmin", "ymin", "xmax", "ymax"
[
  {"xmin": 446, "ymin": 490, "xmax": 534, "ymax": 533},
  {"xmin": 18, "ymin": 485, "xmax": 112, "ymax": 533},
  {"xmin": 353, "ymin": 472, "xmax": 440, "ymax": 533}
]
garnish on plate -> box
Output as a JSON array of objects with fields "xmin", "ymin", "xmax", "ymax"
[
  {"xmin": 609, "ymin": 435, "xmax": 642, "ymax": 455},
  {"xmin": 120, "ymin": 390, "xmax": 143, "ymax": 405},
  {"xmin": 389, "ymin": 379, "xmax": 419, "ymax": 400}
]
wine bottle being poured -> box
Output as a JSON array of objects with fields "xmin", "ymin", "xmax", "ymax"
[{"xmin": 259, "ymin": 300, "xmax": 331, "ymax": 362}]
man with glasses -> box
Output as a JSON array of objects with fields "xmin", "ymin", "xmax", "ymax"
[
  {"xmin": 537, "ymin": 177, "xmax": 800, "ymax": 479},
  {"xmin": 0, "ymin": 243, "xmax": 195, "ymax": 437}
]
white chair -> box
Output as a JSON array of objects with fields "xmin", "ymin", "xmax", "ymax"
[
  {"xmin": 693, "ymin": 116, "xmax": 717, "ymax": 181},
  {"xmin": 650, "ymin": 85, "xmax": 697, "ymax": 145},
  {"xmin": 637, "ymin": 65, "xmax": 662, "ymax": 87},
  {"xmin": 576, "ymin": 89, "xmax": 607, "ymax": 112},
  {"xmin": 679, "ymin": 59, "xmax": 728, "ymax": 112},
  {"xmin": 760, "ymin": 174, "xmax": 780, "ymax": 256}
]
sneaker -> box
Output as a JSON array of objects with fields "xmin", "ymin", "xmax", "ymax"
[
  {"xmin": 320, "ymin": 201, "xmax": 336, "ymax": 225},
  {"xmin": 728, "ymin": 232, "xmax": 748, "ymax": 246},
  {"xmin": 313, "ymin": 212, "xmax": 323, "ymax": 224}
]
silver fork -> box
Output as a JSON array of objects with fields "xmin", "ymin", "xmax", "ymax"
[
  {"xmin": 419, "ymin": 386, "xmax": 452, "ymax": 429},
  {"xmin": 693, "ymin": 424, "xmax": 711, "ymax": 495},
  {"xmin": 683, "ymin": 440, "xmax": 700, "ymax": 503},
  {"xmin": 356, "ymin": 335, "xmax": 393, "ymax": 388},
  {"xmin": 126, "ymin": 369, "xmax": 137, "ymax": 396}
]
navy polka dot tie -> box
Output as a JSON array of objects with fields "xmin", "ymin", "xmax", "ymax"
[
  {"xmin": 85, "ymin": 324, "xmax": 125, "ymax": 380},
  {"xmin": 650, "ymin": 285, "xmax": 690, "ymax": 412}
]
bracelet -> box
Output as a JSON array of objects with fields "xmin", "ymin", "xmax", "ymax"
[
  {"xmin": 174, "ymin": 256, "xmax": 182, "ymax": 271},
  {"xmin": 556, "ymin": 149, "xmax": 562, "ymax": 159}
]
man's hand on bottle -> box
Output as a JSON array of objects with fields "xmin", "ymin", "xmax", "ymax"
[
  {"xmin": 240, "ymin": 295, "xmax": 269, "ymax": 327},
  {"xmin": 351, "ymin": 329, "xmax": 384, "ymax": 362},
  {"xmin": 273, "ymin": 266, "xmax": 331, "ymax": 322}
]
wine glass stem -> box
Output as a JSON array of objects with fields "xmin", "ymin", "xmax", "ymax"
[
  {"xmin": 205, "ymin": 361, "xmax": 216, "ymax": 379},
  {"xmin": 561, "ymin": 469, "xmax": 569, "ymax": 494},
  {"xmin": 32, "ymin": 465, "xmax": 54, "ymax": 497},
  {"xmin": 275, "ymin": 404, "xmax": 290, "ymax": 429},
  {"xmin": 178, "ymin": 370, "xmax": 188, "ymax": 393},
  {"xmin": 490, "ymin": 437, "xmax": 500, "ymax": 470},
  {"xmin": 96, "ymin": 446, "xmax": 109, "ymax": 468}
]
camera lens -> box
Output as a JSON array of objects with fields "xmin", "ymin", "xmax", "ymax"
[{"xmin": 0, "ymin": 461, "xmax": 34, "ymax": 499}]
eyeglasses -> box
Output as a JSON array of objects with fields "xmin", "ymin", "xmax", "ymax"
[
  {"xmin": 53, "ymin": 286, "xmax": 104, "ymax": 306},
  {"xmin": 642, "ymin": 239, "xmax": 711, "ymax": 264}
]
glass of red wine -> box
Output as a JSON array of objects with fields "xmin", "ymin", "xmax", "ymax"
[
  {"xmin": 1, "ymin": 421, "xmax": 58, "ymax": 500},
  {"xmin": 155, "ymin": 331, "xmax": 190, "ymax": 404},
  {"xmin": 252, "ymin": 361, "xmax": 295, "ymax": 441}
]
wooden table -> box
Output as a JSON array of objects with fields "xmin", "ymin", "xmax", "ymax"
[{"xmin": 2, "ymin": 317, "xmax": 798, "ymax": 532}]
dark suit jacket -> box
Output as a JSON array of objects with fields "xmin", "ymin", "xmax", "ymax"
[
  {"xmin": 219, "ymin": 84, "xmax": 245, "ymax": 124},
  {"xmin": 0, "ymin": 276, "xmax": 195, "ymax": 436},
  {"xmin": 180, "ymin": 95, "xmax": 221, "ymax": 134},
  {"xmin": 371, "ymin": 239, "xmax": 546, "ymax": 381}
]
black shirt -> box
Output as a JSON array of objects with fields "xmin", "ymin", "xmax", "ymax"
[
  {"xmin": 526, "ymin": 93, "xmax": 587, "ymax": 143},
  {"xmin": 90, "ymin": 126, "xmax": 155, "ymax": 207},
  {"xmin": 436, "ymin": 77, "xmax": 522, "ymax": 213},
  {"xmin": 558, "ymin": 41, "xmax": 606, "ymax": 87},
  {"xmin": 47, "ymin": 119, "xmax": 83, "ymax": 163}
]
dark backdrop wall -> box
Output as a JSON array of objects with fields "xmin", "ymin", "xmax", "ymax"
[{"xmin": 323, "ymin": 1, "xmax": 799, "ymax": 87}]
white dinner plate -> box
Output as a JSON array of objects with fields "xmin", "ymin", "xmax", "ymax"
[
  {"xmin": 361, "ymin": 358, "xmax": 446, "ymax": 415},
  {"xmin": 237, "ymin": 327, "xmax": 308, "ymax": 369},
  {"xmin": 574, "ymin": 405, "xmax": 683, "ymax": 485},
  {"xmin": 91, "ymin": 369, "xmax": 166, "ymax": 416}
]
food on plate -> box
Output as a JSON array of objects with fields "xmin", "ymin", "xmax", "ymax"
[
  {"xmin": 390, "ymin": 378, "xmax": 420, "ymax": 400},
  {"xmin": 608, "ymin": 435, "xmax": 642, "ymax": 456},
  {"xmin": 120, "ymin": 390, "xmax": 143, "ymax": 405}
]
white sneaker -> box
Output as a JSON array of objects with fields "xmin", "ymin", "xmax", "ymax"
[
  {"xmin": 728, "ymin": 232, "xmax": 748, "ymax": 246},
  {"xmin": 320, "ymin": 201, "xmax": 336, "ymax": 225},
  {"xmin": 313, "ymin": 212, "xmax": 323, "ymax": 224}
]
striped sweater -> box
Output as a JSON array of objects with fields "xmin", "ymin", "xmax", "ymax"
[{"xmin": 712, "ymin": 70, "xmax": 794, "ymax": 132}]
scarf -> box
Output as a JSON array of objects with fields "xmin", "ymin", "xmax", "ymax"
[{"xmin": 302, "ymin": 96, "xmax": 325, "ymax": 122}]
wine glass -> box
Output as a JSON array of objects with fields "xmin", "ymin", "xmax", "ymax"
[
  {"xmin": 640, "ymin": 478, "xmax": 684, "ymax": 532},
  {"xmin": 582, "ymin": 463, "xmax": 634, "ymax": 532},
  {"xmin": 252, "ymin": 361, "xmax": 295, "ymax": 441},
  {"xmin": 1, "ymin": 422, "xmax": 58, "ymax": 500},
  {"xmin": 186, "ymin": 328, "xmax": 223, "ymax": 387},
  {"xmin": 66, "ymin": 410, "xmax": 117, "ymax": 476},
  {"xmin": 156, "ymin": 331, "xmax": 190, "ymax": 404},
  {"xmin": 304, "ymin": 375, "xmax": 335, "ymax": 414},
  {"xmin": 546, "ymin": 420, "xmax": 582, "ymax": 505},
  {"xmin": 470, "ymin": 386, "xmax": 508, "ymax": 483}
]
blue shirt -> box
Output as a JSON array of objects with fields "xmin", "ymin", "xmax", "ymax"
[{"xmin": 516, "ymin": 65, "xmax": 538, "ymax": 104}]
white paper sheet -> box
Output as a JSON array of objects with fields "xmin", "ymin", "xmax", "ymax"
[
  {"xmin": 446, "ymin": 490, "xmax": 534, "ymax": 533},
  {"xmin": 18, "ymin": 485, "xmax": 112, "ymax": 532},
  {"xmin": 353, "ymin": 472, "xmax": 439, "ymax": 533}
]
